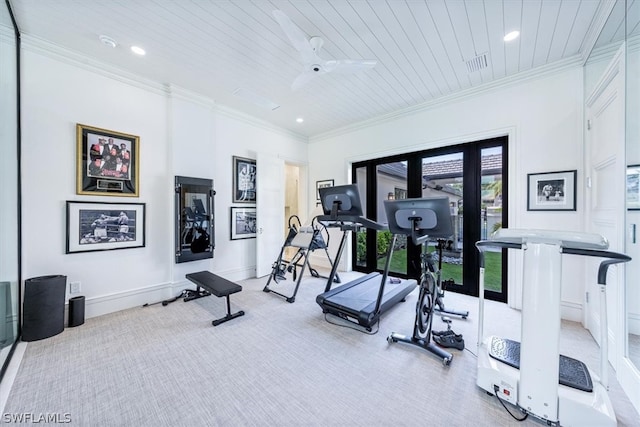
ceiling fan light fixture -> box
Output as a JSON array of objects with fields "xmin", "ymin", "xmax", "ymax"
[
  {"xmin": 503, "ymin": 30, "xmax": 520, "ymax": 42},
  {"xmin": 273, "ymin": 10, "xmax": 377, "ymax": 90}
]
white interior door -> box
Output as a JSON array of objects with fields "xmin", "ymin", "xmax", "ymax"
[
  {"xmin": 584, "ymin": 45, "xmax": 626, "ymax": 366},
  {"xmin": 256, "ymin": 152, "xmax": 284, "ymax": 278}
]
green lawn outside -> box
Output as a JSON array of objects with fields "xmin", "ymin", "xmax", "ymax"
[{"xmin": 376, "ymin": 249, "xmax": 503, "ymax": 292}]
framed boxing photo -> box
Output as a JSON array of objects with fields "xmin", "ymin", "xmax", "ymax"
[
  {"xmin": 76, "ymin": 123, "xmax": 140, "ymax": 197},
  {"xmin": 527, "ymin": 170, "xmax": 576, "ymax": 211},
  {"xmin": 66, "ymin": 201, "xmax": 146, "ymax": 254},
  {"xmin": 232, "ymin": 156, "xmax": 256, "ymax": 203}
]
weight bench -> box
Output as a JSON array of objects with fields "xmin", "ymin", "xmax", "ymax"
[{"xmin": 185, "ymin": 271, "xmax": 245, "ymax": 326}]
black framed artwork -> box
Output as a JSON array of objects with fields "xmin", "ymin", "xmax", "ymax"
[
  {"xmin": 316, "ymin": 179, "xmax": 334, "ymax": 201},
  {"xmin": 232, "ymin": 156, "xmax": 256, "ymax": 203},
  {"xmin": 230, "ymin": 207, "xmax": 257, "ymax": 240},
  {"xmin": 527, "ymin": 170, "xmax": 577, "ymax": 211},
  {"xmin": 66, "ymin": 201, "xmax": 145, "ymax": 254}
]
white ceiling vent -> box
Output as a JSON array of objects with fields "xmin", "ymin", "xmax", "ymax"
[{"xmin": 465, "ymin": 53, "xmax": 488, "ymax": 73}]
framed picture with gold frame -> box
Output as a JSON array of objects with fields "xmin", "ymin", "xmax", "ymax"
[{"xmin": 76, "ymin": 123, "xmax": 140, "ymax": 197}]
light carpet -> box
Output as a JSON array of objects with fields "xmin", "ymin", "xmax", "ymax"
[{"xmin": 3, "ymin": 272, "xmax": 639, "ymax": 426}]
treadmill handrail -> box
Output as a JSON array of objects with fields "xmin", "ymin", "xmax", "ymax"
[
  {"xmin": 316, "ymin": 214, "xmax": 387, "ymax": 231},
  {"xmin": 476, "ymin": 240, "xmax": 631, "ymax": 286}
]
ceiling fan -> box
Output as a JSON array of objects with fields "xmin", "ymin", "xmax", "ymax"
[{"xmin": 273, "ymin": 10, "xmax": 377, "ymax": 90}]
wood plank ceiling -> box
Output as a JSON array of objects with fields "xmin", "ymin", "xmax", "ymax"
[{"xmin": 7, "ymin": 0, "xmax": 634, "ymax": 138}]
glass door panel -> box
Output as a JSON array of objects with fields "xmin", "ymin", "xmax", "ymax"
[
  {"xmin": 376, "ymin": 162, "xmax": 407, "ymax": 275},
  {"xmin": 480, "ymin": 147, "xmax": 504, "ymax": 295},
  {"xmin": 422, "ymin": 152, "xmax": 464, "ymax": 289},
  {"xmin": 354, "ymin": 166, "xmax": 367, "ymax": 268}
]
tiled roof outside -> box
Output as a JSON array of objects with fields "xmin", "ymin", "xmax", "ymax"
[{"xmin": 376, "ymin": 154, "xmax": 502, "ymax": 179}]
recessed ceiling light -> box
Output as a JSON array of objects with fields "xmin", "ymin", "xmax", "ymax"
[
  {"xmin": 99, "ymin": 35, "xmax": 117, "ymax": 48},
  {"xmin": 296, "ymin": 117, "xmax": 304, "ymax": 123},
  {"xmin": 504, "ymin": 31, "xmax": 520, "ymax": 42},
  {"xmin": 130, "ymin": 46, "xmax": 146, "ymax": 56}
]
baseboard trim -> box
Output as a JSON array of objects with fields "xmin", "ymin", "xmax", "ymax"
[
  {"xmin": 560, "ymin": 301, "xmax": 583, "ymax": 323},
  {"xmin": 64, "ymin": 282, "xmax": 174, "ymax": 321}
]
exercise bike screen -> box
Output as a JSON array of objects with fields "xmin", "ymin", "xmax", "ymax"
[{"xmin": 384, "ymin": 197, "xmax": 452, "ymax": 239}]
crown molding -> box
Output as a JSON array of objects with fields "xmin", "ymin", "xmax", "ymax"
[
  {"xmin": 20, "ymin": 34, "xmax": 307, "ymax": 142},
  {"xmin": 21, "ymin": 34, "xmax": 169, "ymax": 96},
  {"xmin": 167, "ymin": 84, "xmax": 216, "ymax": 109},
  {"xmin": 580, "ymin": 0, "xmax": 617, "ymax": 64},
  {"xmin": 310, "ymin": 55, "xmax": 583, "ymax": 143},
  {"xmin": 213, "ymin": 103, "xmax": 307, "ymax": 142}
]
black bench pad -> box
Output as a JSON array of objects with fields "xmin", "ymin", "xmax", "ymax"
[
  {"xmin": 185, "ymin": 271, "xmax": 244, "ymax": 326},
  {"xmin": 186, "ymin": 271, "xmax": 242, "ymax": 296}
]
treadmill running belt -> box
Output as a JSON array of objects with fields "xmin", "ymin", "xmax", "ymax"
[
  {"xmin": 489, "ymin": 337, "xmax": 593, "ymax": 392},
  {"xmin": 316, "ymin": 272, "xmax": 416, "ymax": 327}
]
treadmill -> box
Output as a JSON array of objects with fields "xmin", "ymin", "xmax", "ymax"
[{"xmin": 315, "ymin": 184, "xmax": 416, "ymax": 331}]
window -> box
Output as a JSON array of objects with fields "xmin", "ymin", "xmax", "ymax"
[{"xmin": 352, "ymin": 137, "xmax": 508, "ymax": 302}]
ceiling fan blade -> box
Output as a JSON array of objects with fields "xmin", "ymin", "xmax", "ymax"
[
  {"xmin": 323, "ymin": 59, "xmax": 377, "ymax": 73},
  {"xmin": 291, "ymin": 70, "xmax": 322, "ymax": 90},
  {"xmin": 273, "ymin": 10, "xmax": 317, "ymax": 64}
]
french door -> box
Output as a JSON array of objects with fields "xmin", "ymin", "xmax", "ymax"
[{"xmin": 352, "ymin": 137, "xmax": 507, "ymax": 302}]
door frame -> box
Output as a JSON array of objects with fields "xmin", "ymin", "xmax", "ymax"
[
  {"xmin": 584, "ymin": 44, "xmax": 628, "ymax": 381},
  {"xmin": 351, "ymin": 136, "xmax": 508, "ymax": 302},
  {"xmin": 255, "ymin": 152, "xmax": 285, "ymax": 278}
]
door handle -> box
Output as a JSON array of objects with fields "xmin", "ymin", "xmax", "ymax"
[{"xmin": 631, "ymin": 224, "xmax": 637, "ymax": 244}]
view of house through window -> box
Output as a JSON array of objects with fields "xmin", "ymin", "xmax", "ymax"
[
  {"xmin": 352, "ymin": 137, "xmax": 506, "ymax": 302},
  {"xmin": 421, "ymin": 152, "xmax": 464, "ymax": 291}
]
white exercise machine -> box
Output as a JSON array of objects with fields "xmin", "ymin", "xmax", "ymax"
[{"xmin": 475, "ymin": 229, "xmax": 631, "ymax": 426}]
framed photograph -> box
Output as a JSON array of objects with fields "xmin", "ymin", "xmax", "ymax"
[
  {"xmin": 66, "ymin": 201, "xmax": 145, "ymax": 254},
  {"xmin": 316, "ymin": 179, "xmax": 334, "ymax": 200},
  {"xmin": 628, "ymin": 165, "xmax": 640, "ymax": 210},
  {"xmin": 527, "ymin": 170, "xmax": 577, "ymax": 211},
  {"xmin": 76, "ymin": 123, "xmax": 140, "ymax": 197},
  {"xmin": 232, "ymin": 156, "xmax": 256, "ymax": 203},
  {"xmin": 230, "ymin": 207, "xmax": 256, "ymax": 240}
]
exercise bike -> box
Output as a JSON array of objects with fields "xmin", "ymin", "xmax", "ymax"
[{"xmin": 384, "ymin": 197, "xmax": 464, "ymax": 366}]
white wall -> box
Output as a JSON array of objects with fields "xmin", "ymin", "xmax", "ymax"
[
  {"xmin": 19, "ymin": 39, "xmax": 597, "ymax": 323},
  {"xmin": 20, "ymin": 43, "xmax": 307, "ymax": 319},
  {"xmin": 309, "ymin": 66, "xmax": 587, "ymax": 321},
  {"xmin": 0, "ymin": 32, "xmax": 19, "ymax": 287}
]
